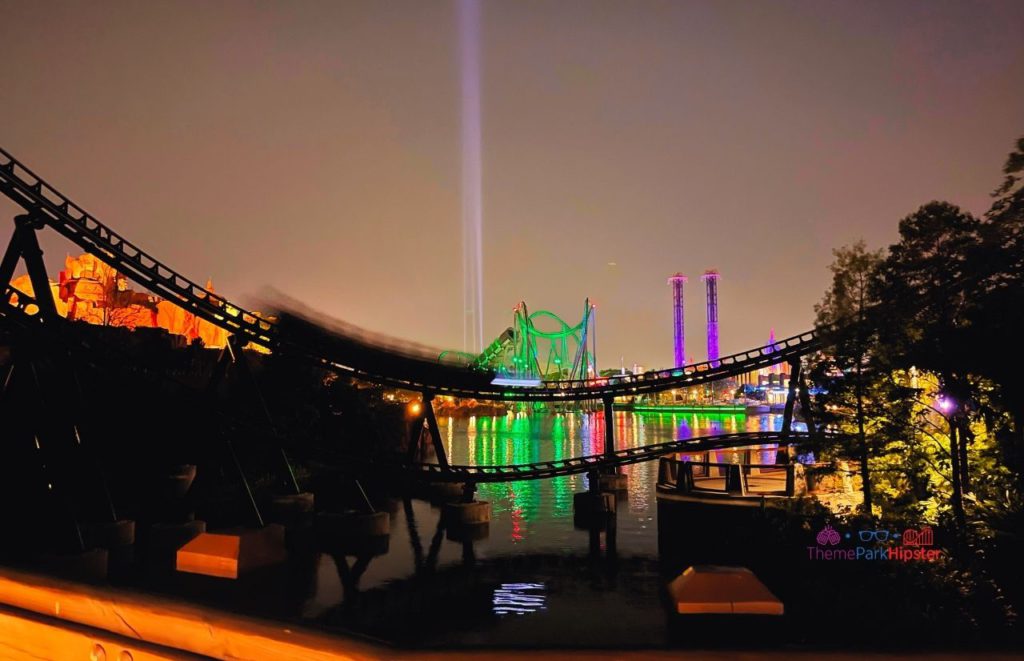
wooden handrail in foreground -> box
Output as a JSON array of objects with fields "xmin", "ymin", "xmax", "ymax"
[
  {"xmin": 0, "ymin": 602, "xmax": 198, "ymax": 660},
  {"xmin": 0, "ymin": 566, "xmax": 385, "ymax": 661}
]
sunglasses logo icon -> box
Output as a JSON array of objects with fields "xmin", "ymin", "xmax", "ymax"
[{"xmin": 858, "ymin": 530, "xmax": 891, "ymax": 542}]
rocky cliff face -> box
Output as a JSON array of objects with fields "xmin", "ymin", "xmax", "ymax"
[{"xmin": 9, "ymin": 252, "xmax": 229, "ymax": 348}]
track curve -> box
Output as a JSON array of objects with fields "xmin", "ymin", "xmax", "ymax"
[
  {"xmin": 334, "ymin": 431, "xmax": 814, "ymax": 483},
  {"xmin": 1, "ymin": 147, "xmax": 822, "ymax": 401}
]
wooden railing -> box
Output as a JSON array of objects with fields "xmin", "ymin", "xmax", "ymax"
[{"xmin": 657, "ymin": 453, "xmax": 806, "ymax": 498}]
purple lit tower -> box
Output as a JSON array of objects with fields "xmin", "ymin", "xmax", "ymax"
[
  {"xmin": 668, "ymin": 273, "xmax": 688, "ymax": 367},
  {"xmin": 701, "ymin": 269, "xmax": 720, "ymax": 364}
]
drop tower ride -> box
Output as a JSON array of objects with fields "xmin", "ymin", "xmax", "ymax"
[
  {"xmin": 702, "ymin": 269, "xmax": 720, "ymax": 364},
  {"xmin": 668, "ymin": 273, "xmax": 687, "ymax": 368}
]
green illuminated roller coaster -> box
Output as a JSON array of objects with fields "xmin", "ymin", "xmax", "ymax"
[{"xmin": 440, "ymin": 300, "xmax": 597, "ymax": 382}]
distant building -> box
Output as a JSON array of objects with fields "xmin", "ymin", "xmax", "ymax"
[{"xmin": 736, "ymin": 329, "xmax": 791, "ymax": 399}]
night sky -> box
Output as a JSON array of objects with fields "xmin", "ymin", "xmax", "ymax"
[{"xmin": 2, "ymin": 0, "xmax": 1022, "ymax": 369}]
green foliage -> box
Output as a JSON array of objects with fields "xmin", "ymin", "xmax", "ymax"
[
  {"xmin": 807, "ymin": 136, "xmax": 1024, "ymax": 536},
  {"xmin": 807, "ymin": 240, "xmax": 886, "ymax": 512}
]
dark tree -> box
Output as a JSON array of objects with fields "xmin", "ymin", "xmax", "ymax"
[
  {"xmin": 871, "ymin": 201, "xmax": 985, "ymax": 531},
  {"xmin": 809, "ymin": 240, "xmax": 885, "ymax": 515},
  {"xmin": 972, "ymin": 136, "xmax": 1024, "ymax": 475}
]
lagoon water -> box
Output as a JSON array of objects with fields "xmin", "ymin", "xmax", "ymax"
[{"xmin": 300, "ymin": 411, "xmax": 795, "ymax": 647}]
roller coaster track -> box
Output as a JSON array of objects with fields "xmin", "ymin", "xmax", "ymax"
[
  {"xmin": 0, "ymin": 285, "xmax": 43, "ymax": 328},
  {"xmin": 339, "ymin": 431, "xmax": 814, "ymax": 483},
  {"xmin": 1, "ymin": 147, "xmax": 822, "ymax": 401},
  {"xmin": 279, "ymin": 310, "xmax": 820, "ymax": 400},
  {"xmin": 2, "ymin": 287, "xmax": 816, "ymax": 487},
  {"xmin": 0, "ymin": 283, "xmax": 277, "ymax": 445}
]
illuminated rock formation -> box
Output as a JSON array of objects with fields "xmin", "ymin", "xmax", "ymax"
[
  {"xmin": 59, "ymin": 253, "xmax": 158, "ymax": 329},
  {"xmin": 9, "ymin": 253, "xmax": 229, "ymax": 349}
]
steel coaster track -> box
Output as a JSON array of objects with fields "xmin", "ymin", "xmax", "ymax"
[
  {"xmin": 0, "ymin": 148, "xmax": 276, "ymax": 345},
  {"xmin": 283, "ymin": 311, "xmax": 821, "ymax": 400},
  {"xmin": 329, "ymin": 431, "xmax": 816, "ymax": 483},
  {"xmin": 1, "ymin": 285, "xmax": 314, "ymax": 456},
  {"xmin": 1, "ymin": 286, "xmax": 44, "ymax": 326},
  {"xmin": 1, "ymin": 290, "xmax": 822, "ymax": 485},
  {"xmin": 1, "ymin": 147, "xmax": 822, "ymax": 400},
  {"xmin": 2, "ymin": 284, "xmax": 248, "ymax": 424}
]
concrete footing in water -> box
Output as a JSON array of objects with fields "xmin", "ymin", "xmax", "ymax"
[
  {"xmin": 176, "ymin": 524, "xmax": 287, "ymax": 580},
  {"xmin": 598, "ymin": 472, "xmax": 629, "ymax": 492},
  {"xmin": 85, "ymin": 519, "xmax": 136, "ymax": 572},
  {"xmin": 427, "ymin": 482, "xmax": 466, "ymax": 502},
  {"xmin": 268, "ymin": 492, "xmax": 315, "ymax": 526},
  {"xmin": 573, "ymin": 491, "xmax": 616, "ymax": 529},
  {"xmin": 163, "ymin": 464, "xmax": 197, "ymax": 500},
  {"xmin": 85, "ymin": 519, "xmax": 135, "ymax": 549},
  {"xmin": 668, "ymin": 565, "xmax": 784, "ymax": 615},
  {"xmin": 441, "ymin": 500, "xmax": 491, "ymax": 542},
  {"xmin": 442, "ymin": 500, "xmax": 490, "ymax": 526}
]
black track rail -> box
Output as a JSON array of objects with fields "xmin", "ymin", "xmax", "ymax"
[
  {"xmin": 1, "ymin": 285, "xmax": 45, "ymax": 326},
  {"xmin": 334, "ymin": 431, "xmax": 814, "ymax": 483},
  {"xmin": 1, "ymin": 147, "xmax": 821, "ymax": 400},
  {"xmin": 280, "ymin": 313, "xmax": 821, "ymax": 400},
  {"xmin": 1, "ymin": 292, "xmax": 820, "ymax": 485}
]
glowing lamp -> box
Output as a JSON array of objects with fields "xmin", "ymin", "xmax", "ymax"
[
  {"xmin": 409, "ymin": 402, "xmax": 422, "ymax": 416},
  {"xmin": 936, "ymin": 396, "xmax": 955, "ymax": 414}
]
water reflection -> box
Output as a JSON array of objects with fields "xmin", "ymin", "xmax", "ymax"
[
  {"xmin": 440, "ymin": 411, "xmax": 789, "ymax": 547},
  {"xmin": 302, "ymin": 411, "xmax": 794, "ymax": 646},
  {"xmin": 492, "ymin": 583, "xmax": 547, "ymax": 615}
]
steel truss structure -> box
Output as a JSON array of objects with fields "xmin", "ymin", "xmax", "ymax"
[{"xmin": 441, "ymin": 300, "xmax": 597, "ymax": 382}]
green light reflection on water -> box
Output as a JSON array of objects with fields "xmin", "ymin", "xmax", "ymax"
[{"xmin": 446, "ymin": 410, "xmax": 788, "ymax": 543}]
